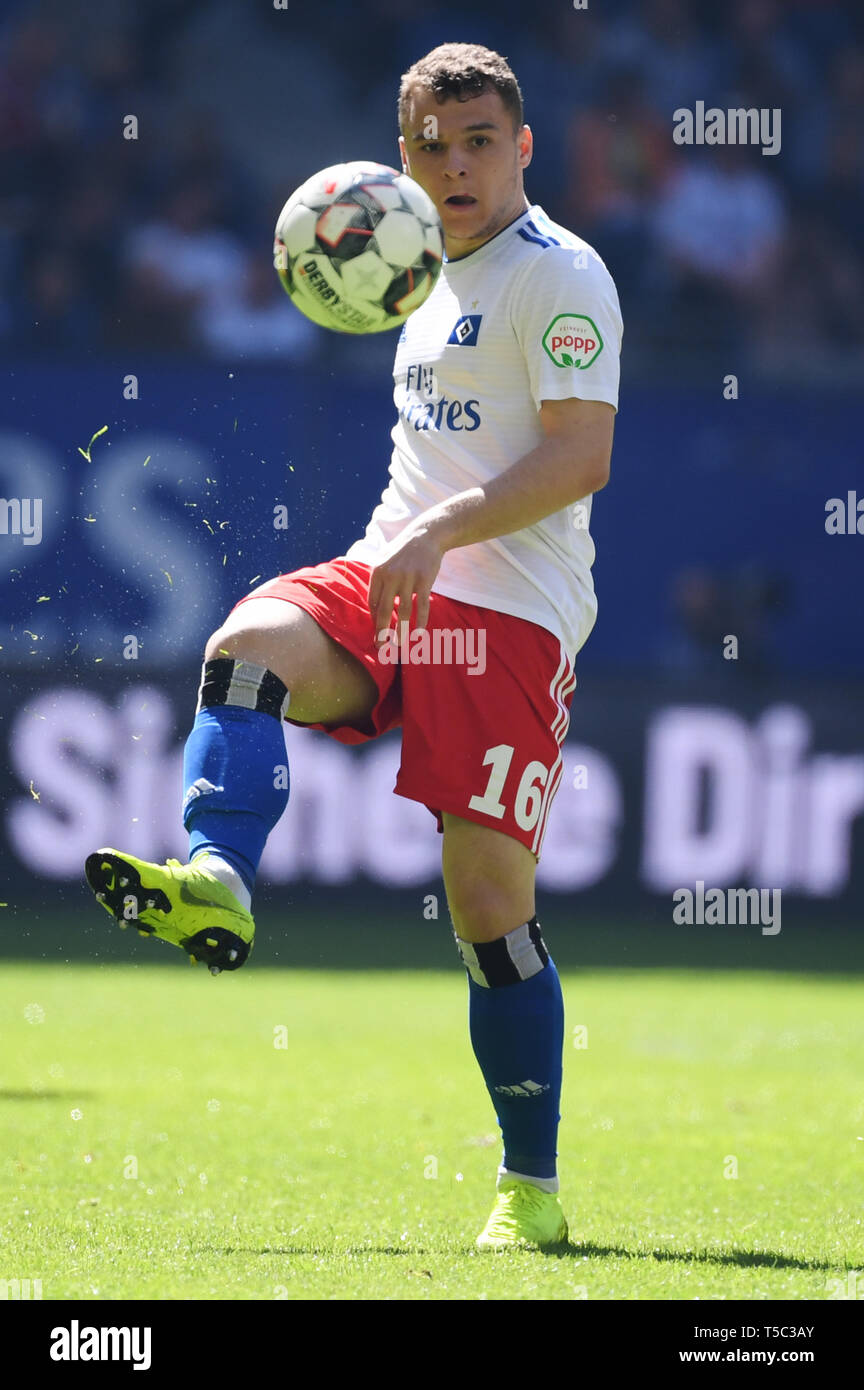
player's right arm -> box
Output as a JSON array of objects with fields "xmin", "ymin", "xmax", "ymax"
[{"xmin": 368, "ymin": 393, "xmax": 614, "ymax": 638}]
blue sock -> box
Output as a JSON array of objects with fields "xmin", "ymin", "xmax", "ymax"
[
  {"xmin": 458, "ymin": 920, "xmax": 563, "ymax": 1183},
  {"xmin": 181, "ymin": 660, "xmax": 291, "ymax": 895}
]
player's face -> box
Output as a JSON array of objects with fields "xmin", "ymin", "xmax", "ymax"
[{"xmin": 399, "ymin": 87, "xmax": 532, "ymax": 260}]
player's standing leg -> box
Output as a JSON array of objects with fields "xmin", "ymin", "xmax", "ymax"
[{"xmin": 441, "ymin": 812, "xmax": 568, "ymax": 1250}]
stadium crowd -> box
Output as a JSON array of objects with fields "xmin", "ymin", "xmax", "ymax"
[{"xmin": 1, "ymin": 0, "xmax": 863, "ymax": 381}]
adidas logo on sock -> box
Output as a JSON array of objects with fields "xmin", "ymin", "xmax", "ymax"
[
  {"xmin": 494, "ymin": 1080, "xmax": 550, "ymax": 1097},
  {"xmin": 181, "ymin": 778, "xmax": 224, "ymax": 817}
]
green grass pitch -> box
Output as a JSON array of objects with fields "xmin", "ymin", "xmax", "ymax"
[{"xmin": 2, "ymin": 942, "xmax": 863, "ymax": 1301}]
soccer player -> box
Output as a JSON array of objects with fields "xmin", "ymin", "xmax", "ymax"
[{"xmin": 85, "ymin": 43, "xmax": 622, "ymax": 1250}]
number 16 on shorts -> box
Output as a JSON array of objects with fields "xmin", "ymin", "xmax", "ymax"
[{"xmin": 468, "ymin": 743, "xmax": 558, "ymax": 854}]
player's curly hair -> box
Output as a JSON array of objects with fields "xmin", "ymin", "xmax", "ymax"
[{"xmin": 398, "ymin": 43, "xmax": 524, "ymax": 134}]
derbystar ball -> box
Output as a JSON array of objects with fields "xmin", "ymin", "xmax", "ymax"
[{"xmin": 274, "ymin": 161, "xmax": 443, "ymax": 334}]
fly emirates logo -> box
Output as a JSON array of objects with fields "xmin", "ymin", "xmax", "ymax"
[{"xmin": 399, "ymin": 363, "xmax": 481, "ymax": 434}]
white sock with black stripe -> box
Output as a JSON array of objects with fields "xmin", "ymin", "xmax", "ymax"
[{"xmin": 455, "ymin": 917, "xmax": 549, "ymax": 988}]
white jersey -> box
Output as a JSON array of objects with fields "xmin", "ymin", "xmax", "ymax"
[{"xmin": 344, "ymin": 203, "xmax": 623, "ymax": 660}]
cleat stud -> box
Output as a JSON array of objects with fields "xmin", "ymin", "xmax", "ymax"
[
  {"xmin": 137, "ymin": 929, "xmax": 149, "ymax": 938},
  {"xmin": 119, "ymin": 876, "xmax": 129, "ymax": 887},
  {"xmin": 189, "ymin": 954, "xmax": 197, "ymax": 965},
  {"xmin": 145, "ymin": 899, "xmax": 155, "ymax": 909},
  {"xmin": 205, "ymin": 937, "xmax": 218, "ymax": 948},
  {"xmin": 228, "ymin": 949, "xmax": 238, "ymax": 962},
  {"xmin": 209, "ymin": 966, "xmax": 221, "ymax": 976},
  {"xmin": 95, "ymin": 892, "xmax": 105, "ymax": 903}
]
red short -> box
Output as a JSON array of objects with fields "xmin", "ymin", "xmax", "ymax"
[{"xmin": 233, "ymin": 558, "xmax": 576, "ymax": 858}]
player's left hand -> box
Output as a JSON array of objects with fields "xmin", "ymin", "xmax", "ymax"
[{"xmin": 368, "ymin": 523, "xmax": 445, "ymax": 645}]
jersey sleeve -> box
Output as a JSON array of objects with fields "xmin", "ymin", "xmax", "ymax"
[{"xmin": 511, "ymin": 244, "xmax": 623, "ymax": 412}]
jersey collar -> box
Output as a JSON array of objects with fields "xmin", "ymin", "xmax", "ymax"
[{"xmin": 442, "ymin": 204, "xmax": 543, "ymax": 271}]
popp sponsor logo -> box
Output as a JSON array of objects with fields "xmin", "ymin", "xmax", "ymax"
[{"xmin": 542, "ymin": 314, "xmax": 603, "ymax": 368}]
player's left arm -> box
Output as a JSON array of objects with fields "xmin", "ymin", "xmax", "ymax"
[
  {"xmin": 422, "ymin": 394, "xmax": 615, "ymax": 542},
  {"xmin": 368, "ymin": 243, "xmax": 623, "ymax": 640}
]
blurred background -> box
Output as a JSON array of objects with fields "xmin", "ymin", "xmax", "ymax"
[{"xmin": 1, "ymin": 0, "xmax": 862, "ymax": 951}]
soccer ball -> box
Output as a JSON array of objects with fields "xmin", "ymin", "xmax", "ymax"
[{"xmin": 274, "ymin": 161, "xmax": 443, "ymax": 334}]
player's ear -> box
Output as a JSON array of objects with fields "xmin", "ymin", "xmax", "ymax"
[{"xmin": 518, "ymin": 124, "xmax": 533, "ymax": 170}]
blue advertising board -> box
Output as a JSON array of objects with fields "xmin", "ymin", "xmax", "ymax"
[{"xmin": 1, "ymin": 364, "xmax": 862, "ymax": 673}]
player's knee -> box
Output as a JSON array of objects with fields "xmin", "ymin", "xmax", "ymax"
[
  {"xmin": 203, "ymin": 609, "xmax": 292, "ymax": 682},
  {"xmin": 447, "ymin": 872, "xmax": 533, "ymax": 944},
  {"xmin": 204, "ymin": 621, "xmax": 256, "ymax": 665}
]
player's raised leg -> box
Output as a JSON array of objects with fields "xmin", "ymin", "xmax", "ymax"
[
  {"xmin": 441, "ymin": 812, "xmax": 568, "ymax": 1250},
  {"xmin": 182, "ymin": 596, "xmax": 379, "ymax": 906},
  {"xmin": 85, "ymin": 597, "xmax": 379, "ymax": 973}
]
